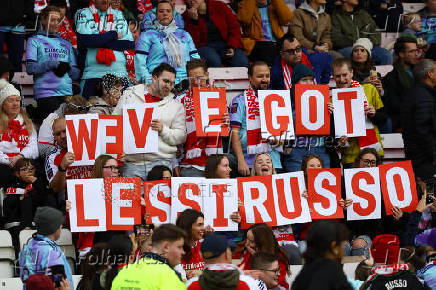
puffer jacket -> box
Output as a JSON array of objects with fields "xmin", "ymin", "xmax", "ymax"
[
  {"xmin": 112, "ymin": 84, "xmax": 187, "ymax": 164},
  {"xmin": 290, "ymin": 2, "xmax": 332, "ymax": 50}
]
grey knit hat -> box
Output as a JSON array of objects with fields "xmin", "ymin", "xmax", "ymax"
[{"xmin": 34, "ymin": 207, "xmax": 64, "ymax": 236}]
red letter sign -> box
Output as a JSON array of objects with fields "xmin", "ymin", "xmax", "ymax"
[
  {"xmin": 123, "ymin": 104, "xmax": 158, "ymax": 154},
  {"xmin": 192, "ymin": 87, "xmax": 228, "ymax": 137},
  {"xmin": 295, "ymin": 84, "xmax": 330, "ymax": 135},
  {"xmin": 238, "ymin": 175, "xmax": 277, "ymax": 229},
  {"xmin": 144, "ymin": 180, "xmax": 171, "ymax": 224},
  {"xmin": 99, "ymin": 115, "xmax": 123, "ymax": 156},
  {"xmin": 332, "ymin": 88, "xmax": 366, "ymax": 137},
  {"xmin": 307, "ymin": 168, "xmax": 343, "ymax": 219},
  {"xmin": 379, "ymin": 161, "xmax": 418, "ymax": 214},
  {"xmin": 171, "ymin": 177, "xmax": 204, "ymax": 223}
]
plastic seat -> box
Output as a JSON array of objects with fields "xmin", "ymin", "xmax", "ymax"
[
  {"xmin": 0, "ymin": 231, "xmax": 15, "ymax": 260},
  {"xmin": 0, "ymin": 278, "xmax": 22, "ymax": 289},
  {"xmin": 0, "ymin": 261, "xmax": 15, "ymax": 279},
  {"xmin": 18, "ymin": 230, "xmax": 36, "ymax": 251}
]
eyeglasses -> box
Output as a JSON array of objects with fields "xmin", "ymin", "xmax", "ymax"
[
  {"xmin": 282, "ymin": 47, "xmax": 302, "ymax": 55},
  {"xmin": 103, "ymin": 166, "xmax": 121, "ymax": 171},
  {"xmin": 261, "ymin": 268, "xmax": 280, "ymax": 275},
  {"xmin": 19, "ymin": 167, "xmax": 35, "ymax": 172},
  {"xmin": 68, "ymin": 103, "xmax": 90, "ymax": 113},
  {"xmin": 361, "ymin": 159, "xmax": 377, "ymax": 166}
]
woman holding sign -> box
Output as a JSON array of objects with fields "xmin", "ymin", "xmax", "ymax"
[
  {"xmin": 0, "ymin": 79, "xmax": 38, "ymax": 191},
  {"xmin": 135, "ymin": 0, "xmax": 200, "ymax": 85}
]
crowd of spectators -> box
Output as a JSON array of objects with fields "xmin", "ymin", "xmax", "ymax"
[{"xmin": 0, "ymin": 0, "xmax": 435, "ymax": 289}]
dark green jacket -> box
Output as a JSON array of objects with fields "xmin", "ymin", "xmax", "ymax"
[{"xmin": 331, "ymin": 7, "xmax": 381, "ymax": 49}]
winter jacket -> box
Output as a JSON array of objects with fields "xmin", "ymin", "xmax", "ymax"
[
  {"xmin": 26, "ymin": 31, "xmax": 79, "ymax": 99},
  {"xmin": 401, "ymin": 82, "xmax": 436, "ymax": 181},
  {"xmin": 3, "ymin": 177, "xmax": 54, "ymax": 230},
  {"xmin": 331, "ymin": 7, "xmax": 381, "ymax": 49},
  {"xmin": 111, "ymin": 252, "xmax": 185, "ymax": 290},
  {"xmin": 0, "ymin": 114, "xmax": 38, "ymax": 165},
  {"xmin": 418, "ymin": 7, "xmax": 436, "ymax": 44},
  {"xmin": 0, "ymin": 0, "xmax": 35, "ymax": 28},
  {"xmin": 237, "ymin": 0, "xmax": 293, "ymax": 55},
  {"xmin": 341, "ymin": 83, "xmax": 385, "ymax": 165},
  {"xmin": 135, "ymin": 27, "xmax": 200, "ymax": 84},
  {"xmin": 37, "ymin": 104, "xmax": 65, "ymax": 159},
  {"xmin": 89, "ymin": 96, "xmax": 114, "ymax": 115},
  {"xmin": 112, "ymin": 84, "xmax": 187, "ymax": 164},
  {"xmin": 290, "ymin": 2, "xmax": 332, "ymax": 50},
  {"xmin": 140, "ymin": 8, "xmax": 184, "ymax": 31},
  {"xmin": 183, "ymin": 0, "xmax": 243, "ymax": 49},
  {"xmin": 382, "ymin": 62, "xmax": 414, "ymax": 132},
  {"xmin": 418, "ymin": 262, "xmax": 436, "ymax": 289},
  {"xmin": 187, "ymin": 263, "xmax": 259, "ymax": 290},
  {"xmin": 292, "ymin": 258, "xmax": 353, "ymax": 290},
  {"xmin": 75, "ymin": 7, "xmax": 135, "ymax": 80},
  {"xmin": 19, "ymin": 234, "xmax": 73, "ymax": 288}
]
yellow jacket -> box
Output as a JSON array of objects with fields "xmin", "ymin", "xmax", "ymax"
[{"xmin": 237, "ymin": 0, "xmax": 293, "ymax": 55}]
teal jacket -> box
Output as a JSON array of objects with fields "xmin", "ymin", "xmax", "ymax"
[{"xmin": 75, "ymin": 7, "xmax": 134, "ymax": 80}]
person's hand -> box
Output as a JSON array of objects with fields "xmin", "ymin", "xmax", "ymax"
[
  {"xmin": 416, "ymin": 192, "xmax": 433, "ymax": 212},
  {"xmin": 238, "ymin": 198, "xmax": 243, "ymax": 208},
  {"xmin": 56, "ymin": 279, "xmax": 71, "ymax": 290},
  {"xmin": 237, "ymin": 159, "xmax": 250, "ymax": 176},
  {"xmin": 118, "ymin": 152, "xmax": 126, "ymax": 163},
  {"xmin": 328, "ymin": 102, "xmax": 334, "ymax": 114},
  {"xmin": 22, "ymin": 175, "xmax": 37, "ymax": 184},
  {"xmin": 186, "ymin": 270, "xmax": 202, "ymax": 279},
  {"xmin": 244, "ymin": 269, "xmax": 264, "ymax": 280},
  {"xmin": 364, "ymin": 105, "xmax": 376, "ymax": 118},
  {"xmin": 138, "ymin": 13, "xmax": 144, "ymax": 20},
  {"xmin": 321, "ymin": 43, "xmax": 330, "ymax": 52},
  {"xmin": 338, "ymin": 136, "xmax": 348, "ymax": 147},
  {"xmin": 60, "ymin": 152, "xmax": 75, "ymax": 170},
  {"xmin": 246, "ymin": 243, "xmax": 256, "ymax": 255},
  {"xmin": 230, "ymin": 211, "xmax": 241, "ymax": 223},
  {"xmin": 187, "ymin": 7, "xmax": 198, "ymax": 20},
  {"xmin": 117, "ymin": 31, "xmax": 123, "ymax": 39},
  {"xmin": 150, "ymin": 119, "xmax": 163, "ymax": 132},
  {"xmin": 392, "ymin": 206, "xmax": 403, "ymax": 221},
  {"xmin": 9, "ymin": 154, "xmax": 23, "ymax": 167},
  {"xmin": 370, "ymin": 77, "xmax": 383, "ymax": 96},
  {"xmin": 226, "ymin": 48, "xmax": 235, "ymax": 58},
  {"xmin": 339, "ymin": 198, "xmax": 353, "ymax": 210},
  {"xmin": 205, "ymin": 224, "xmax": 215, "ymax": 234},
  {"xmin": 302, "ymin": 190, "xmax": 308, "ymax": 199},
  {"xmin": 222, "ymin": 112, "xmax": 230, "ymax": 127},
  {"xmin": 66, "ymin": 200, "xmax": 71, "ymax": 212}
]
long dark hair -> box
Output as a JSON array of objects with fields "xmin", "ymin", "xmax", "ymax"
[
  {"xmin": 351, "ymin": 48, "xmax": 375, "ymax": 74},
  {"xmin": 79, "ymin": 243, "xmax": 110, "ymax": 290},
  {"xmin": 304, "ymin": 221, "xmax": 348, "ymax": 264},
  {"xmin": 176, "ymin": 209, "xmax": 204, "ymax": 261},
  {"xmin": 146, "ymin": 165, "xmax": 172, "ymax": 181},
  {"xmin": 204, "ymin": 154, "xmax": 228, "ymax": 178},
  {"xmin": 105, "ymin": 235, "xmax": 133, "ymax": 290},
  {"xmin": 248, "ymin": 223, "xmax": 290, "ymax": 273}
]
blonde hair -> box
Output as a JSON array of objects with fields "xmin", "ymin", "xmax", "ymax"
[
  {"xmin": 0, "ymin": 107, "xmax": 33, "ymax": 135},
  {"xmin": 250, "ymin": 153, "xmax": 277, "ymax": 176},
  {"xmin": 403, "ymin": 13, "xmax": 420, "ymax": 27}
]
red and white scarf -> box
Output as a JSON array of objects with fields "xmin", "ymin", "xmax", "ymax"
[
  {"xmin": 58, "ymin": 17, "xmax": 77, "ymax": 49},
  {"xmin": 350, "ymin": 80, "xmax": 382, "ymax": 152},
  {"xmin": 6, "ymin": 184, "xmax": 33, "ymax": 195},
  {"xmin": 244, "ymin": 88, "xmax": 270, "ymax": 155},
  {"xmin": 280, "ymin": 53, "xmax": 313, "ymax": 90},
  {"xmin": 178, "ymin": 90, "xmax": 222, "ymax": 167},
  {"xmin": 137, "ymin": 0, "xmax": 153, "ymax": 14},
  {"xmin": 89, "ymin": 1, "xmax": 116, "ymax": 66},
  {"xmin": 367, "ymin": 263, "xmax": 409, "ymax": 281},
  {"xmin": 0, "ymin": 117, "xmax": 30, "ymax": 156}
]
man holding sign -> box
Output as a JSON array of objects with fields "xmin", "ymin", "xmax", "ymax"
[
  {"xmin": 331, "ymin": 58, "xmax": 386, "ymax": 167},
  {"xmin": 113, "ymin": 63, "xmax": 187, "ymax": 179},
  {"xmin": 230, "ymin": 61, "xmax": 282, "ymax": 176}
]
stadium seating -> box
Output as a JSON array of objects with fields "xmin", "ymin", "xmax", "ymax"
[
  {"xmin": 208, "ymin": 67, "xmax": 249, "ymax": 106},
  {"xmin": 0, "ymin": 278, "xmax": 22, "ymax": 289},
  {"xmin": 57, "ymin": 229, "xmax": 77, "ymax": 275},
  {"xmin": 403, "ymin": 2, "xmax": 425, "ymax": 13},
  {"xmin": 380, "ymin": 133, "xmax": 406, "ymax": 163},
  {"xmin": 0, "ymin": 231, "xmax": 15, "ymax": 261},
  {"xmin": 18, "ymin": 229, "xmax": 36, "ymax": 251}
]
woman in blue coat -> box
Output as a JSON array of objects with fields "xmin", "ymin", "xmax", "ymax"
[{"xmin": 135, "ymin": 0, "xmax": 200, "ymax": 85}]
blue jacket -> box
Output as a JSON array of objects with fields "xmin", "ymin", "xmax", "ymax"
[
  {"xmin": 140, "ymin": 8, "xmax": 184, "ymax": 31},
  {"xmin": 19, "ymin": 234, "xmax": 73, "ymax": 289},
  {"xmin": 26, "ymin": 31, "xmax": 79, "ymax": 99},
  {"xmin": 135, "ymin": 28, "xmax": 200, "ymax": 84},
  {"xmin": 75, "ymin": 7, "xmax": 134, "ymax": 80}
]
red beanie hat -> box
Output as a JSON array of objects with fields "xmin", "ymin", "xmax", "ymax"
[{"xmin": 370, "ymin": 234, "xmax": 400, "ymax": 265}]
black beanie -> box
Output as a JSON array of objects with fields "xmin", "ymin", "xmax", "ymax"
[
  {"xmin": 34, "ymin": 207, "xmax": 65, "ymax": 236},
  {"xmin": 291, "ymin": 63, "xmax": 315, "ymax": 85}
]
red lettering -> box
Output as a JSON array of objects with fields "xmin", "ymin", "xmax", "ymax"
[
  {"xmin": 276, "ymin": 177, "xmax": 302, "ymax": 219},
  {"xmin": 212, "ymin": 184, "xmax": 227, "ymax": 227},
  {"xmin": 76, "ymin": 184, "xmax": 99, "ymax": 227},
  {"xmin": 352, "ymin": 172, "xmax": 377, "ymax": 216},
  {"xmin": 264, "ymin": 94, "xmax": 289, "ymax": 136},
  {"xmin": 337, "ymin": 91, "xmax": 358, "ymax": 134},
  {"xmin": 66, "ymin": 118, "xmax": 99, "ymax": 160},
  {"xmin": 127, "ymin": 107, "xmax": 154, "ymax": 148}
]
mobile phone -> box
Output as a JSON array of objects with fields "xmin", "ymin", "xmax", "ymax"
[
  {"xmin": 48, "ymin": 265, "xmax": 66, "ymax": 287},
  {"xmin": 370, "ymin": 66, "xmax": 377, "ymax": 77},
  {"xmin": 426, "ymin": 183, "xmax": 434, "ymax": 195}
]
